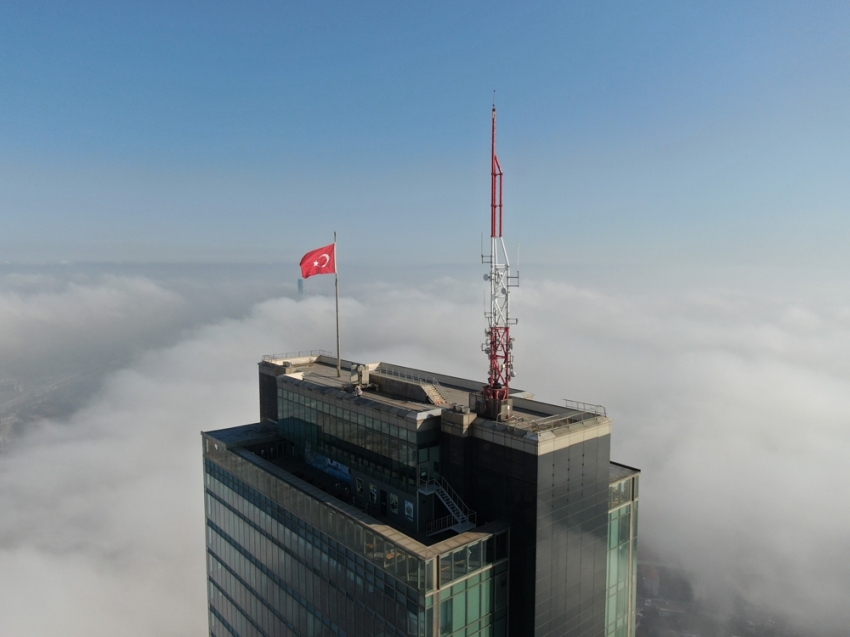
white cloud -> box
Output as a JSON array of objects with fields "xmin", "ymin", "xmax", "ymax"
[
  {"xmin": 0, "ymin": 269, "xmax": 848, "ymax": 635},
  {"xmin": 513, "ymin": 277, "xmax": 850, "ymax": 632},
  {"xmin": 0, "ymin": 274, "xmax": 189, "ymax": 376}
]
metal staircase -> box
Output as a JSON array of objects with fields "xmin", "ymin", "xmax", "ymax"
[
  {"xmin": 421, "ymin": 383, "xmax": 447, "ymax": 406},
  {"xmin": 419, "ymin": 476, "xmax": 476, "ymax": 536},
  {"xmin": 373, "ymin": 365, "xmax": 448, "ymax": 405}
]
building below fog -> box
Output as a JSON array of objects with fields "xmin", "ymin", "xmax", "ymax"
[{"xmin": 202, "ymin": 352, "xmax": 639, "ymax": 637}]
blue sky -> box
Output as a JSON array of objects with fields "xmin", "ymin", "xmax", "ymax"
[
  {"xmin": 3, "ymin": 7, "xmax": 850, "ymax": 633},
  {"xmin": 2, "ymin": 2, "xmax": 850, "ymax": 266}
]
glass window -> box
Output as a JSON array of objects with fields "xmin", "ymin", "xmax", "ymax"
[
  {"xmin": 354, "ymin": 524, "xmax": 363, "ymax": 551},
  {"xmin": 452, "ymin": 589, "xmax": 466, "ymax": 629},
  {"xmin": 609, "ymin": 514, "xmax": 619, "ymax": 550},
  {"xmin": 400, "ymin": 550, "xmax": 412, "ymax": 581},
  {"xmin": 494, "ymin": 571, "xmax": 507, "ymax": 611},
  {"xmin": 467, "ymin": 583, "xmax": 481, "ymax": 623},
  {"xmin": 440, "ymin": 555, "xmax": 452, "ymax": 586},
  {"xmin": 619, "ymin": 510, "xmax": 631, "ymax": 547},
  {"xmin": 453, "ymin": 548, "xmax": 467, "ymax": 580},
  {"xmin": 345, "ymin": 518, "xmax": 357, "ymax": 547},
  {"xmin": 468, "ymin": 542, "xmax": 481, "ymax": 572},
  {"xmin": 406, "ymin": 554, "xmax": 418, "ymax": 587},
  {"xmin": 606, "ymin": 593, "xmax": 617, "ymax": 627},
  {"xmin": 385, "ymin": 544, "xmax": 397, "ymax": 574},
  {"xmin": 618, "ymin": 542, "xmax": 630, "ymax": 586},
  {"xmin": 608, "ymin": 547, "xmax": 618, "ymax": 584},
  {"xmin": 440, "ymin": 597, "xmax": 453, "ymax": 635},
  {"xmin": 374, "ymin": 537, "xmax": 384, "ymax": 564}
]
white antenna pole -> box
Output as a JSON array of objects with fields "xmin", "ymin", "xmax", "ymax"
[{"xmin": 481, "ymin": 104, "xmax": 518, "ymax": 417}]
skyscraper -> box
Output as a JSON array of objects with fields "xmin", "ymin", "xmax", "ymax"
[{"xmin": 202, "ymin": 353, "xmax": 639, "ymax": 636}]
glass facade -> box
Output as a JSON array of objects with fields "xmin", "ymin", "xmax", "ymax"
[
  {"xmin": 435, "ymin": 535, "xmax": 509, "ymax": 636},
  {"xmin": 277, "ymin": 383, "xmax": 422, "ymax": 493},
  {"xmin": 436, "ymin": 565, "xmax": 507, "ymax": 637},
  {"xmin": 442, "ymin": 429, "xmax": 612, "ymax": 637},
  {"xmin": 203, "ymin": 426, "xmax": 508, "ymax": 636},
  {"xmin": 605, "ymin": 474, "xmax": 639, "ymax": 637},
  {"xmin": 204, "ymin": 357, "xmax": 639, "ymax": 637}
]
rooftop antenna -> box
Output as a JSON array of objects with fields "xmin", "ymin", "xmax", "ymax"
[{"xmin": 480, "ymin": 99, "xmax": 518, "ymax": 420}]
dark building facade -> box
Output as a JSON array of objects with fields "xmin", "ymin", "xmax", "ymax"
[{"xmin": 203, "ymin": 352, "xmax": 638, "ymax": 637}]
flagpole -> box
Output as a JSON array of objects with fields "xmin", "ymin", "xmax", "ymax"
[{"xmin": 334, "ymin": 231, "xmax": 341, "ymax": 377}]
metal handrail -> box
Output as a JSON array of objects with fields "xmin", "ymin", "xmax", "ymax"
[
  {"xmin": 262, "ymin": 349, "xmax": 333, "ymax": 363},
  {"xmin": 426, "ymin": 514, "xmax": 456, "ymax": 535},
  {"xmin": 420, "ymin": 476, "xmax": 475, "ymax": 520},
  {"xmin": 374, "ymin": 365, "xmax": 444, "ymax": 390},
  {"xmin": 525, "ymin": 410, "xmax": 602, "ymax": 433},
  {"xmin": 562, "ymin": 399, "xmax": 606, "ymax": 417},
  {"xmin": 436, "ymin": 476, "xmax": 473, "ymax": 518},
  {"xmin": 425, "ymin": 511, "xmax": 477, "ymax": 536}
]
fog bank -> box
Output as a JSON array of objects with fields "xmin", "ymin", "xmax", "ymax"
[{"xmin": 1, "ymin": 266, "xmax": 848, "ymax": 635}]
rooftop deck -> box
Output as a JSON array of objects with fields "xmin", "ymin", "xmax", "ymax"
[{"xmin": 262, "ymin": 352, "xmax": 610, "ymax": 445}]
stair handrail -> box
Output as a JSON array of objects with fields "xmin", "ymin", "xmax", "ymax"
[
  {"xmin": 421, "ymin": 476, "xmax": 475, "ymax": 522},
  {"xmin": 425, "ymin": 511, "xmax": 478, "ymax": 536},
  {"xmin": 426, "ymin": 514, "xmax": 456, "ymax": 536}
]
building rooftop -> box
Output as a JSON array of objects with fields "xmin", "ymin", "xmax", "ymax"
[
  {"xmin": 261, "ymin": 352, "xmax": 612, "ymax": 453},
  {"xmin": 609, "ymin": 461, "xmax": 640, "ymax": 484}
]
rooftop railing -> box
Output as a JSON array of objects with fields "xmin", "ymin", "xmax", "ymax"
[
  {"xmin": 262, "ymin": 349, "xmax": 334, "ymax": 364},
  {"xmin": 425, "ymin": 511, "xmax": 477, "ymax": 537},
  {"xmin": 524, "ymin": 409, "xmax": 605, "ymax": 434},
  {"xmin": 562, "ymin": 399, "xmax": 606, "ymax": 417},
  {"xmin": 374, "ymin": 365, "xmax": 445, "ymax": 391}
]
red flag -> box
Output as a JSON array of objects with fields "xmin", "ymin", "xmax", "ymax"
[{"xmin": 299, "ymin": 243, "xmax": 336, "ymax": 278}]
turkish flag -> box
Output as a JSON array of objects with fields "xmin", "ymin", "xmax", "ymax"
[{"xmin": 299, "ymin": 243, "xmax": 336, "ymax": 278}]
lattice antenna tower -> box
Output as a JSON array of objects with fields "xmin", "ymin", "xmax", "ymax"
[{"xmin": 482, "ymin": 104, "xmax": 519, "ymax": 406}]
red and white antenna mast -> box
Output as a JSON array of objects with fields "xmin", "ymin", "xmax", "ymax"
[{"xmin": 482, "ymin": 103, "xmax": 518, "ymax": 418}]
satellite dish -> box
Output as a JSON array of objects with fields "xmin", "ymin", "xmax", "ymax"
[{"xmin": 483, "ymin": 274, "xmax": 490, "ymax": 281}]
